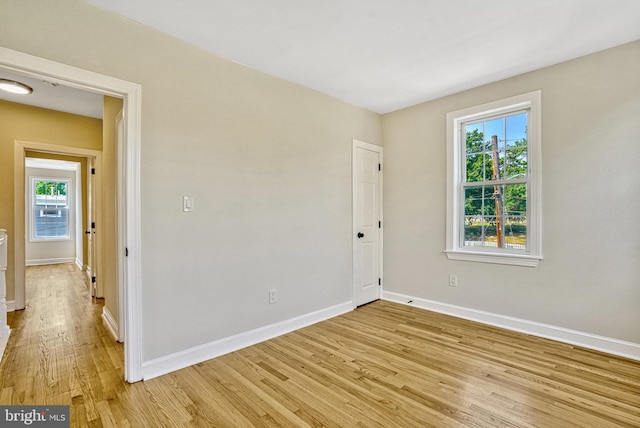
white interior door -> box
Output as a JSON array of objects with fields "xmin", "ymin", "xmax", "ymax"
[{"xmin": 353, "ymin": 140, "xmax": 382, "ymax": 307}]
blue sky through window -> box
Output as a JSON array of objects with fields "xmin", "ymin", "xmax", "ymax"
[{"xmin": 466, "ymin": 112, "xmax": 527, "ymax": 147}]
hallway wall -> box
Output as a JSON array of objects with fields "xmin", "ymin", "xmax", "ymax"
[{"xmin": 0, "ymin": 100, "xmax": 102, "ymax": 303}]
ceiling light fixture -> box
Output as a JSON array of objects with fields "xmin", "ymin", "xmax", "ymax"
[{"xmin": 0, "ymin": 78, "xmax": 33, "ymax": 95}]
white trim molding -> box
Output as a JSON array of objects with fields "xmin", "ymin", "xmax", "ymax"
[
  {"xmin": 1, "ymin": 46, "xmax": 143, "ymax": 382},
  {"xmin": 0, "ymin": 229, "xmax": 10, "ymax": 338},
  {"xmin": 102, "ymin": 307, "xmax": 120, "ymax": 342},
  {"xmin": 0, "ymin": 243, "xmax": 8, "ymax": 360},
  {"xmin": 15, "ymin": 141, "xmax": 103, "ymax": 308},
  {"xmin": 26, "ymin": 257, "xmax": 77, "ymax": 266},
  {"xmin": 142, "ymin": 302, "xmax": 353, "ymax": 380},
  {"xmin": 383, "ymin": 291, "xmax": 640, "ymax": 362}
]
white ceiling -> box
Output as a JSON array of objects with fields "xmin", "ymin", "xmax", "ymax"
[
  {"xmin": 0, "ymin": 70, "xmax": 103, "ymax": 119},
  {"xmin": 2, "ymin": 1, "xmax": 639, "ymax": 116},
  {"xmin": 86, "ymin": 0, "xmax": 640, "ymax": 114}
]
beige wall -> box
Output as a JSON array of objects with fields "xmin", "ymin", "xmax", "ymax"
[
  {"xmin": 0, "ymin": 0, "xmax": 382, "ymax": 360},
  {"xmin": 382, "ymin": 40, "xmax": 640, "ymax": 343},
  {"xmin": 0, "ymin": 100, "xmax": 102, "ymax": 301}
]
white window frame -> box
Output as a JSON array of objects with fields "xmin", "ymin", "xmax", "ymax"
[
  {"xmin": 30, "ymin": 177, "xmax": 72, "ymax": 242},
  {"xmin": 445, "ymin": 90, "xmax": 542, "ymax": 267}
]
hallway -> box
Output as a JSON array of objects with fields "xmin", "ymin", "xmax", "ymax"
[{"xmin": 0, "ymin": 264, "xmax": 125, "ymax": 420}]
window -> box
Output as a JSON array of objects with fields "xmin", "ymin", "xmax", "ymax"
[
  {"xmin": 31, "ymin": 178, "xmax": 71, "ymax": 240},
  {"xmin": 446, "ymin": 91, "xmax": 541, "ymax": 267}
]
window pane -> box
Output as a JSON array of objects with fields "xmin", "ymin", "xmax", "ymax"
[
  {"xmin": 464, "ymin": 186, "xmax": 497, "ymax": 248},
  {"xmin": 503, "ymin": 183, "xmax": 527, "ymax": 250},
  {"xmin": 464, "ymin": 216, "xmax": 497, "ymax": 248},
  {"xmin": 464, "ymin": 185, "xmax": 499, "ymax": 216},
  {"xmin": 465, "ymin": 152, "xmax": 490, "ymax": 183},
  {"xmin": 33, "ymin": 179, "xmax": 69, "ymax": 239},
  {"xmin": 465, "ymin": 123, "xmax": 487, "ymax": 182},
  {"xmin": 505, "ymin": 146, "xmax": 527, "ymax": 180},
  {"xmin": 505, "ymin": 113, "xmax": 527, "ymax": 148},
  {"xmin": 465, "ymin": 123, "xmax": 484, "ymax": 153},
  {"xmin": 465, "ymin": 112, "xmax": 528, "ymax": 183},
  {"xmin": 464, "ymin": 183, "xmax": 527, "ymax": 251},
  {"xmin": 484, "ymin": 118, "xmax": 503, "ymax": 145},
  {"xmin": 34, "ymin": 208, "xmax": 68, "ymax": 238}
]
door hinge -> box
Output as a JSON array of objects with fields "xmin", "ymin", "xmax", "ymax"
[
  {"xmin": 91, "ymin": 168, "xmax": 96, "ymax": 175},
  {"xmin": 378, "ymin": 163, "xmax": 381, "ymax": 171},
  {"xmin": 379, "ymin": 221, "xmax": 381, "ymax": 228},
  {"xmin": 378, "ymin": 278, "xmax": 381, "ymax": 286},
  {"xmin": 125, "ymin": 247, "xmax": 128, "ymax": 257},
  {"xmin": 91, "ymin": 276, "xmax": 96, "ymax": 283},
  {"xmin": 91, "ymin": 222, "xmax": 96, "ymax": 229}
]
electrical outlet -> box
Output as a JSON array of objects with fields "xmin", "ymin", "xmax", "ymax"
[
  {"xmin": 269, "ymin": 289, "xmax": 277, "ymax": 304},
  {"xmin": 449, "ymin": 274, "xmax": 458, "ymax": 287}
]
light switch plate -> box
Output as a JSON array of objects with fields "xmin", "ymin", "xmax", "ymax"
[{"xmin": 183, "ymin": 196, "xmax": 194, "ymax": 212}]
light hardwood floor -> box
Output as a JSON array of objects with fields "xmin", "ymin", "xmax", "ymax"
[{"xmin": 1, "ymin": 264, "xmax": 639, "ymax": 427}]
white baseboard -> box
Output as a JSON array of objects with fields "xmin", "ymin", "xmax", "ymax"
[
  {"xmin": 7, "ymin": 300, "xmax": 15, "ymax": 312},
  {"xmin": 102, "ymin": 307, "xmax": 120, "ymax": 342},
  {"xmin": 75, "ymin": 258, "xmax": 84, "ymax": 270},
  {"xmin": 26, "ymin": 257, "xmax": 76, "ymax": 266},
  {"xmin": 142, "ymin": 301, "xmax": 353, "ymax": 380},
  {"xmin": 383, "ymin": 291, "xmax": 640, "ymax": 362}
]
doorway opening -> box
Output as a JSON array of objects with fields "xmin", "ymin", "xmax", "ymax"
[
  {"xmin": 352, "ymin": 139, "xmax": 383, "ymax": 308},
  {"xmin": 1, "ymin": 46, "xmax": 143, "ymax": 382},
  {"xmin": 22, "ymin": 149, "xmax": 100, "ymax": 295},
  {"xmin": 25, "ymin": 157, "xmax": 85, "ymax": 270}
]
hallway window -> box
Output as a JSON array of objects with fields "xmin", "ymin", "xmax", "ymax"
[{"xmin": 31, "ymin": 178, "xmax": 70, "ymax": 240}]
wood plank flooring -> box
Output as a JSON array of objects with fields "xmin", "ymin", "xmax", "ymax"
[{"xmin": 0, "ymin": 264, "xmax": 639, "ymax": 427}]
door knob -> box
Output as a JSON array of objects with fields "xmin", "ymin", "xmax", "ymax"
[{"xmin": 357, "ymin": 232, "xmax": 364, "ymax": 238}]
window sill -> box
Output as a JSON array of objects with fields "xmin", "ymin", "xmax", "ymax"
[
  {"xmin": 30, "ymin": 237, "xmax": 73, "ymax": 243},
  {"xmin": 444, "ymin": 250, "xmax": 541, "ymax": 267}
]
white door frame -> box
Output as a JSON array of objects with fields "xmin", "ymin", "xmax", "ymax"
[
  {"xmin": 1, "ymin": 47, "xmax": 143, "ymax": 382},
  {"xmin": 115, "ymin": 109, "xmax": 125, "ymax": 342},
  {"xmin": 18, "ymin": 144, "xmax": 101, "ymax": 291},
  {"xmin": 24, "ymin": 156, "xmax": 87, "ymax": 270},
  {"xmin": 352, "ymin": 139, "xmax": 383, "ymax": 307},
  {"xmin": 86, "ymin": 156, "xmax": 96, "ymax": 295}
]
